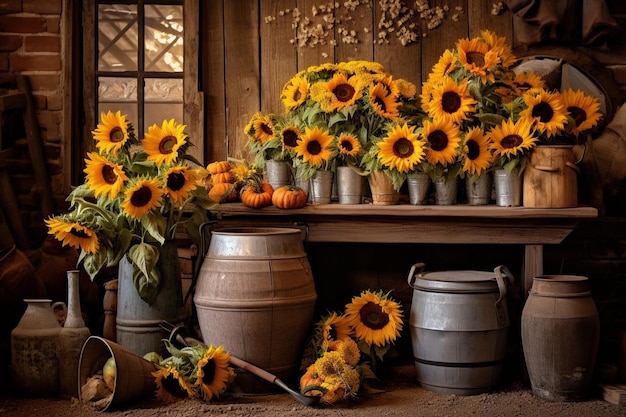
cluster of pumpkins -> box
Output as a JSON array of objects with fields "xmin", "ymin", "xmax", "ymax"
[{"xmin": 204, "ymin": 160, "xmax": 308, "ymax": 209}]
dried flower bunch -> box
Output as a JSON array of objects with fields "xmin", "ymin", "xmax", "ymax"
[{"xmin": 46, "ymin": 111, "xmax": 215, "ymax": 303}]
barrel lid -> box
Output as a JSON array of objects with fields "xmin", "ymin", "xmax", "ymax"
[{"xmin": 414, "ymin": 270, "xmax": 498, "ymax": 293}]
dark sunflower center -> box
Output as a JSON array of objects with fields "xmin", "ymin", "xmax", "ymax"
[
  {"xmin": 567, "ymin": 106, "xmax": 587, "ymax": 127},
  {"xmin": 393, "ymin": 137, "xmax": 414, "ymax": 158},
  {"xmin": 532, "ymin": 102, "xmax": 554, "ymax": 123},
  {"xmin": 109, "ymin": 126, "xmax": 125, "ymax": 143},
  {"xmin": 333, "ymin": 83, "xmax": 355, "ymax": 102},
  {"xmin": 517, "ymin": 82, "xmax": 531, "ymax": 92},
  {"xmin": 260, "ymin": 123, "xmax": 273, "ymax": 136},
  {"xmin": 306, "ymin": 140, "xmax": 322, "ymax": 155},
  {"xmin": 328, "ymin": 324, "xmax": 337, "ymax": 340},
  {"xmin": 501, "ymin": 134, "xmax": 523, "ymax": 149},
  {"xmin": 201, "ymin": 359, "xmax": 216, "ymax": 385},
  {"xmin": 466, "ymin": 139, "xmax": 480, "ymax": 160},
  {"xmin": 102, "ymin": 164, "xmax": 118, "ymax": 185},
  {"xmin": 130, "ymin": 185, "xmax": 153, "ymax": 207},
  {"xmin": 374, "ymin": 95, "xmax": 387, "ymax": 112},
  {"xmin": 428, "ymin": 130, "xmax": 449, "ymax": 151},
  {"xmin": 293, "ymin": 89, "xmax": 302, "ymax": 102},
  {"xmin": 466, "ymin": 51, "xmax": 485, "ymax": 67},
  {"xmin": 282, "ymin": 129, "xmax": 299, "ymax": 148},
  {"xmin": 441, "ymin": 91, "xmax": 462, "ymax": 114},
  {"xmin": 70, "ymin": 227, "xmax": 89, "ymax": 238},
  {"xmin": 163, "ymin": 374, "xmax": 188, "ymax": 398},
  {"xmin": 359, "ymin": 301, "xmax": 390, "ymax": 330},
  {"xmin": 379, "ymin": 82, "xmax": 392, "ymax": 95},
  {"xmin": 159, "ymin": 135, "xmax": 177, "ymax": 154},
  {"xmin": 340, "ymin": 139, "xmax": 353, "ymax": 152},
  {"xmin": 167, "ymin": 172, "xmax": 186, "ymax": 192}
]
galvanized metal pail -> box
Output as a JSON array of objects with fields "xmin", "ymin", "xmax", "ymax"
[
  {"xmin": 407, "ymin": 263, "xmax": 514, "ymax": 395},
  {"xmin": 494, "ymin": 168, "xmax": 522, "ymax": 207},
  {"xmin": 407, "ymin": 173, "xmax": 430, "ymax": 205},
  {"xmin": 194, "ymin": 227, "xmax": 317, "ymax": 393}
]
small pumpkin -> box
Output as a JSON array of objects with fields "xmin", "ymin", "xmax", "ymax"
[
  {"xmin": 299, "ymin": 363, "xmax": 325, "ymax": 397},
  {"xmin": 208, "ymin": 182, "xmax": 237, "ymax": 203},
  {"xmin": 207, "ymin": 160, "xmax": 231, "ymax": 174},
  {"xmin": 272, "ymin": 185, "xmax": 308, "ymax": 209},
  {"xmin": 212, "ymin": 171, "xmax": 235, "ymax": 184},
  {"xmin": 241, "ymin": 181, "xmax": 274, "ymax": 208}
]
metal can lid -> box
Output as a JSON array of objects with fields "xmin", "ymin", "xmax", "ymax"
[{"xmin": 413, "ymin": 270, "xmax": 498, "ymax": 293}]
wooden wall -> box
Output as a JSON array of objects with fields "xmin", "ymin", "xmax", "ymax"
[{"xmin": 201, "ymin": 0, "xmax": 513, "ymax": 162}]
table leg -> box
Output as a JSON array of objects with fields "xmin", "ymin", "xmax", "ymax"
[{"xmin": 523, "ymin": 244, "xmax": 543, "ymax": 298}]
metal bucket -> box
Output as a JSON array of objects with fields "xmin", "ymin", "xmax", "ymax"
[
  {"xmin": 521, "ymin": 275, "xmax": 600, "ymax": 401},
  {"xmin": 407, "ymin": 263, "xmax": 514, "ymax": 395},
  {"xmin": 194, "ymin": 227, "xmax": 317, "ymax": 393}
]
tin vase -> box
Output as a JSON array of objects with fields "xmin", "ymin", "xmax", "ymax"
[
  {"xmin": 466, "ymin": 172, "xmax": 493, "ymax": 205},
  {"xmin": 494, "ymin": 168, "xmax": 522, "ymax": 207},
  {"xmin": 407, "ymin": 173, "xmax": 430, "ymax": 205},
  {"xmin": 265, "ymin": 160, "xmax": 292, "ymax": 190},
  {"xmin": 336, "ymin": 166, "xmax": 363, "ymax": 204},
  {"xmin": 434, "ymin": 176, "xmax": 458, "ymax": 205},
  {"xmin": 310, "ymin": 170, "xmax": 333, "ymax": 204}
]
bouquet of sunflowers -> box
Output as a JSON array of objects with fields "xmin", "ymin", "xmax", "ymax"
[{"xmin": 46, "ymin": 111, "xmax": 215, "ymax": 303}]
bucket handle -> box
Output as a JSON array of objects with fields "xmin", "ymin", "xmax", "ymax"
[
  {"xmin": 493, "ymin": 265, "xmax": 514, "ymax": 306},
  {"xmin": 407, "ymin": 262, "xmax": 426, "ymax": 288},
  {"xmin": 533, "ymin": 162, "xmax": 580, "ymax": 174},
  {"xmin": 183, "ymin": 220, "xmax": 217, "ymax": 307}
]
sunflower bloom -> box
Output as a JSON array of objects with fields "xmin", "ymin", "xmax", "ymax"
[
  {"xmin": 164, "ymin": 166, "xmax": 200, "ymax": 206},
  {"xmin": 422, "ymin": 118, "xmax": 462, "ymax": 167},
  {"xmin": 337, "ymin": 133, "xmax": 361, "ymax": 159},
  {"xmin": 520, "ymin": 90, "xmax": 568, "ymax": 138},
  {"xmin": 281, "ymin": 75, "xmax": 309, "ymax": 111},
  {"xmin": 280, "ymin": 125, "xmax": 301, "ymax": 150},
  {"xmin": 377, "ymin": 123, "xmax": 426, "ymax": 173},
  {"xmin": 315, "ymin": 351, "xmax": 346, "ymax": 380},
  {"xmin": 324, "ymin": 73, "xmax": 362, "ymax": 111},
  {"xmin": 120, "ymin": 178, "xmax": 164, "ymax": 218},
  {"xmin": 333, "ymin": 338, "xmax": 360, "ymax": 367},
  {"xmin": 430, "ymin": 48, "xmax": 458, "ymax": 79},
  {"xmin": 152, "ymin": 367, "xmax": 194, "ymax": 403},
  {"xmin": 369, "ymin": 83, "xmax": 400, "ymax": 118},
  {"xmin": 456, "ymin": 37, "xmax": 499, "ymax": 83},
  {"xmin": 319, "ymin": 312, "xmax": 353, "ymax": 352},
  {"xmin": 560, "ymin": 88, "xmax": 602, "ymax": 136},
  {"xmin": 345, "ymin": 290, "xmax": 404, "ymax": 348},
  {"xmin": 480, "ymin": 29, "xmax": 516, "ymax": 68},
  {"xmin": 427, "ymin": 77, "xmax": 477, "ymax": 124},
  {"xmin": 462, "ymin": 127, "xmax": 493, "ymax": 176},
  {"xmin": 488, "ymin": 118, "xmax": 538, "ymax": 160},
  {"xmin": 194, "ymin": 345, "xmax": 234, "ymax": 401},
  {"xmin": 83, "ymin": 152, "xmax": 129, "ymax": 200},
  {"xmin": 45, "ymin": 217, "xmax": 99, "ymax": 254},
  {"xmin": 142, "ymin": 119, "xmax": 187, "ymax": 167},
  {"xmin": 294, "ymin": 126, "xmax": 334, "ymax": 168},
  {"xmin": 91, "ymin": 110, "xmax": 130, "ymax": 156}
]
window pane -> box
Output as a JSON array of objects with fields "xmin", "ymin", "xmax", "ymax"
[
  {"xmin": 98, "ymin": 77, "xmax": 137, "ymax": 124},
  {"xmin": 98, "ymin": 4, "xmax": 138, "ymax": 71},
  {"xmin": 145, "ymin": 5, "xmax": 184, "ymax": 72},
  {"xmin": 144, "ymin": 78, "xmax": 183, "ymax": 132}
]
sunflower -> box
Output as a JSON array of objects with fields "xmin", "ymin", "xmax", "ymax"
[
  {"xmin": 376, "ymin": 123, "xmax": 426, "ymax": 173},
  {"xmin": 480, "ymin": 29, "xmax": 516, "ymax": 68},
  {"xmin": 394, "ymin": 78, "xmax": 417, "ymax": 99},
  {"xmin": 488, "ymin": 117, "xmax": 538, "ymax": 160},
  {"xmin": 294, "ymin": 126, "xmax": 334, "ymax": 168},
  {"xmin": 281, "ymin": 75, "xmax": 309, "ymax": 111},
  {"xmin": 83, "ymin": 152, "xmax": 128, "ymax": 199},
  {"xmin": 345, "ymin": 290, "xmax": 403, "ymax": 348},
  {"xmin": 427, "ymin": 77, "xmax": 477, "ymax": 124},
  {"xmin": 152, "ymin": 366, "xmax": 194, "ymax": 403},
  {"xmin": 456, "ymin": 36, "xmax": 500, "ymax": 83},
  {"xmin": 560, "ymin": 88, "xmax": 603, "ymax": 136},
  {"xmin": 45, "ymin": 217, "xmax": 99, "ymax": 254},
  {"xmin": 422, "ymin": 118, "xmax": 462, "ymax": 167},
  {"xmin": 315, "ymin": 351, "xmax": 346, "ymax": 380},
  {"xmin": 461, "ymin": 127, "xmax": 493, "ymax": 176},
  {"xmin": 245, "ymin": 112, "xmax": 275, "ymax": 143},
  {"xmin": 520, "ymin": 89, "xmax": 568, "ymax": 138},
  {"xmin": 280, "ymin": 125, "xmax": 301, "ymax": 150},
  {"xmin": 91, "ymin": 110, "xmax": 131, "ymax": 156},
  {"xmin": 325, "ymin": 73, "xmax": 363, "ymax": 111},
  {"xmin": 194, "ymin": 345, "xmax": 234, "ymax": 401},
  {"xmin": 318, "ymin": 312, "xmax": 353, "ymax": 352},
  {"xmin": 142, "ymin": 119, "xmax": 187, "ymax": 167},
  {"xmin": 430, "ymin": 48, "xmax": 458, "ymax": 79},
  {"xmin": 120, "ymin": 178, "xmax": 164, "ymax": 218},
  {"xmin": 336, "ymin": 133, "xmax": 361, "ymax": 159},
  {"xmin": 369, "ymin": 83, "xmax": 400, "ymax": 118},
  {"xmin": 333, "ymin": 337, "xmax": 360, "ymax": 367},
  {"xmin": 163, "ymin": 166, "xmax": 200, "ymax": 206}
]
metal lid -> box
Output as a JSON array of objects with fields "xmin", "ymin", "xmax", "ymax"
[{"xmin": 414, "ymin": 270, "xmax": 499, "ymax": 293}]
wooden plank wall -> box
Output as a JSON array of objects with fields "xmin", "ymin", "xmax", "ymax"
[{"xmin": 202, "ymin": 0, "xmax": 513, "ymax": 163}]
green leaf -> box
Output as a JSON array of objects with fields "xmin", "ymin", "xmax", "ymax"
[
  {"xmin": 128, "ymin": 243, "xmax": 160, "ymax": 304},
  {"xmin": 81, "ymin": 251, "xmax": 107, "ymax": 281},
  {"xmin": 141, "ymin": 210, "xmax": 166, "ymax": 244}
]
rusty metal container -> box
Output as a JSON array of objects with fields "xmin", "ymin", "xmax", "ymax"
[
  {"xmin": 407, "ymin": 263, "xmax": 514, "ymax": 395},
  {"xmin": 521, "ymin": 275, "xmax": 600, "ymax": 401},
  {"xmin": 194, "ymin": 227, "xmax": 317, "ymax": 393}
]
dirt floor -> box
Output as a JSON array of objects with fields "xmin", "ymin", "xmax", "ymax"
[{"xmin": 2, "ymin": 365, "xmax": 626, "ymax": 417}]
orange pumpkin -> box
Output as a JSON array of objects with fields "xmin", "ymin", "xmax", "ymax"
[
  {"xmin": 207, "ymin": 160, "xmax": 231, "ymax": 174},
  {"xmin": 212, "ymin": 171, "xmax": 235, "ymax": 184},
  {"xmin": 208, "ymin": 182, "xmax": 237, "ymax": 203},
  {"xmin": 272, "ymin": 185, "xmax": 308, "ymax": 209},
  {"xmin": 240, "ymin": 182, "xmax": 274, "ymax": 208},
  {"xmin": 299, "ymin": 364, "xmax": 325, "ymax": 397}
]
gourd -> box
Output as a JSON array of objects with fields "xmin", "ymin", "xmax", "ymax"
[
  {"xmin": 208, "ymin": 182, "xmax": 237, "ymax": 202},
  {"xmin": 299, "ymin": 363, "xmax": 324, "ymax": 397},
  {"xmin": 206, "ymin": 160, "xmax": 231, "ymax": 174},
  {"xmin": 240, "ymin": 181, "xmax": 274, "ymax": 208},
  {"xmin": 272, "ymin": 185, "xmax": 308, "ymax": 209},
  {"xmin": 102, "ymin": 356, "xmax": 116, "ymax": 391},
  {"xmin": 212, "ymin": 171, "xmax": 235, "ymax": 184}
]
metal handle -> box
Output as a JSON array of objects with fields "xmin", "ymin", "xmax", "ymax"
[
  {"xmin": 407, "ymin": 262, "xmax": 426, "ymax": 288},
  {"xmin": 493, "ymin": 265, "xmax": 514, "ymax": 305},
  {"xmin": 566, "ymin": 161, "xmax": 581, "ymax": 174},
  {"xmin": 533, "ymin": 165, "xmax": 559, "ymax": 172}
]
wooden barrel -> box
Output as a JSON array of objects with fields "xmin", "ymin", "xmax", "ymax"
[
  {"xmin": 523, "ymin": 145, "xmax": 579, "ymax": 208},
  {"xmin": 521, "ymin": 275, "xmax": 600, "ymax": 401},
  {"xmin": 407, "ymin": 263, "xmax": 514, "ymax": 395},
  {"xmin": 194, "ymin": 227, "xmax": 317, "ymax": 393}
]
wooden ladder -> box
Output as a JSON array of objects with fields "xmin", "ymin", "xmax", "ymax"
[{"xmin": 0, "ymin": 74, "xmax": 55, "ymax": 250}]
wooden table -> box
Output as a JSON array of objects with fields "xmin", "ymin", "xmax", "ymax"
[{"xmin": 215, "ymin": 203, "xmax": 598, "ymax": 295}]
